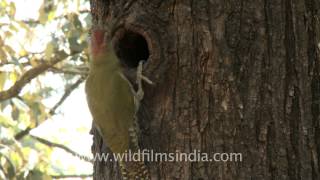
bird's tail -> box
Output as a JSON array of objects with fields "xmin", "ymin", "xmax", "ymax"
[
  {"xmin": 120, "ymin": 160, "xmax": 150, "ymax": 180},
  {"xmin": 117, "ymin": 120, "xmax": 150, "ymax": 179}
]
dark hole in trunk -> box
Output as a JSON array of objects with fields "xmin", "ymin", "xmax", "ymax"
[{"xmin": 114, "ymin": 30, "xmax": 149, "ymax": 68}]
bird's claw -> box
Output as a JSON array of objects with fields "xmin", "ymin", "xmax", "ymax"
[
  {"xmin": 136, "ymin": 61, "xmax": 153, "ymax": 85},
  {"xmin": 135, "ymin": 61, "xmax": 153, "ymax": 101}
]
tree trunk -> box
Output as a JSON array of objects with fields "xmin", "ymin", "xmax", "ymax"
[{"xmin": 89, "ymin": 0, "xmax": 320, "ymax": 179}]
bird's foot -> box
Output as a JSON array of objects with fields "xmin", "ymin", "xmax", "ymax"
[{"xmin": 136, "ymin": 61, "xmax": 153, "ymax": 101}]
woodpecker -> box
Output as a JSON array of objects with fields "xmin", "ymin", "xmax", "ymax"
[{"xmin": 85, "ymin": 29, "xmax": 152, "ymax": 179}]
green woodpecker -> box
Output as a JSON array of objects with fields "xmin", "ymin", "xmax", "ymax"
[{"xmin": 85, "ymin": 29, "xmax": 151, "ymax": 179}]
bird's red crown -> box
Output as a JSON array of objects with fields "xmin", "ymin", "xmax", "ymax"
[{"xmin": 91, "ymin": 29, "xmax": 107, "ymax": 57}]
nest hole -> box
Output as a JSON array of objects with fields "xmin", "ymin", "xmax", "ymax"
[{"xmin": 114, "ymin": 30, "xmax": 150, "ymax": 68}]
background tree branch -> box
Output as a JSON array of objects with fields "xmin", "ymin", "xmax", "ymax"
[
  {"xmin": 0, "ymin": 51, "xmax": 75, "ymax": 101},
  {"xmin": 14, "ymin": 76, "xmax": 86, "ymax": 140},
  {"xmin": 51, "ymin": 174, "xmax": 93, "ymax": 179},
  {"xmin": 49, "ymin": 76, "xmax": 86, "ymax": 114},
  {"xmin": 30, "ymin": 135, "xmax": 93, "ymax": 163},
  {"xmin": 48, "ymin": 66, "xmax": 89, "ymax": 76},
  {"xmin": 14, "ymin": 127, "xmax": 32, "ymax": 140}
]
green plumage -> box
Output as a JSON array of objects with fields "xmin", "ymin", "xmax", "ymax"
[
  {"xmin": 85, "ymin": 29, "xmax": 150, "ymax": 179},
  {"xmin": 85, "ymin": 54, "xmax": 135, "ymax": 153}
]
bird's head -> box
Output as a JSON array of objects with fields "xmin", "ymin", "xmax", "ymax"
[{"xmin": 90, "ymin": 29, "xmax": 114, "ymax": 61}]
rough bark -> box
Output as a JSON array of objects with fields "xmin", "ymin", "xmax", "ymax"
[{"xmin": 89, "ymin": 0, "xmax": 320, "ymax": 179}]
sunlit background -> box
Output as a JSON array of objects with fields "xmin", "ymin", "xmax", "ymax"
[{"xmin": 0, "ymin": 0, "xmax": 93, "ymax": 179}]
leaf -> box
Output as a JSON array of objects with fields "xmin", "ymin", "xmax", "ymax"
[
  {"xmin": 30, "ymin": 58, "xmax": 39, "ymax": 67},
  {"xmin": 3, "ymin": 45, "xmax": 15, "ymax": 57},
  {"xmin": 67, "ymin": 28, "xmax": 80, "ymax": 39},
  {"xmin": 0, "ymin": 71, "xmax": 7, "ymax": 91},
  {"xmin": 36, "ymin": 103, "xmax": 47, "ymax": 124},
  {"xmin": 12, "ymin": 98, "xmax": 29, "ymax": 112},
  {"xmin": 38, "ymin": 5, "xmax": 48, "ymax": 24},
  {"xmin": 44, "ymin": 43, "xmax": 55, "ymax": 59},
  {"xmin": 83, "ymin": 13, "xmax": 92, "ymax": 27},
  {"xmin": 21, "ymin": 147, "xmax": 39, "ymax": 170},
  {"xmin": 71, "ymin": 14, "xmax": 82, "ymax": 28},
  {"xmin": 22, "ymin": 92, "xmax": 39, "ymax": 102},
  {"xmin": 0, "ymin": 0, "xmax": 8, "ymax": 7},
  {"xmin": 9, "ymin": 23, "xmax": 18, "ymax": 32},
  {"xmin": 11, "ymin": 105, "xmax": 20, "ymax": 121},
  {"xmin": 19, "ymin": 49, "xmax": 27, "ymax": 57},
  {"xmin": 28, "ymin": 102, "xmax": 47, "ymax": 126},
  {"xmin": 62, "ymin": 22, "xmax": 71, "ymax": 33},
  {"xmin": 0, "ymin": 151, "xmax": 16, "ymax": 179},
  {"xmin": 68, "ymin": 37, "xmax": 84, "ymax": 52},
  {"xmin": 18, "ymin": 21, "xmax": 30, "ymax": 31},
  {"xmin": 8, "ymin": 2, "xmax": 16, "ymax": 17},
  {"xmin": 47, "ymin": 11, "xmax": 55, "ymax": 21},
  {"xmin": 68, "ymin": 29, "xmax": 86, "ymax": 53},
  {"xmin": 0, "ymin": 113, "xmax": 17, "ymax": 127},
  {"xmin": 9, "ymin": 71, "xmax": 18, "ymax": 82},
  {"xmin": 0, "ymin": 48, "xmax": 7, "ymax": 61},
  {"xmin": 39, "ymin": 87, "xmax": 54, "ymax": 98},
  {"xmin": 4, "ymin": 30, "xmax": 13, "ymax": 38},
  {"xmin": 26, "ymin": 170, "xmax": 52, "ymax": 180},
  {"xmin": 0, "ymin": 99, "xmax": 10, "ymax": 111}
]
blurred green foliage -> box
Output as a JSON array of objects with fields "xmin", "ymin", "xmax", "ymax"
[{"xmin": 0, "ymin": 0, "xmax": 91, "ymax": 179}]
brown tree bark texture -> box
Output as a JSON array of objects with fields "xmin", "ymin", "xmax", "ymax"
[{"xmin": 89, "ymin": 0, "xmax": 320, "ymax": 179}]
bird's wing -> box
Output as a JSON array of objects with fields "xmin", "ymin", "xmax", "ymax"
[{"xmin": 103, "ymin": 72, "xmax": 135, "ymax": 153}]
